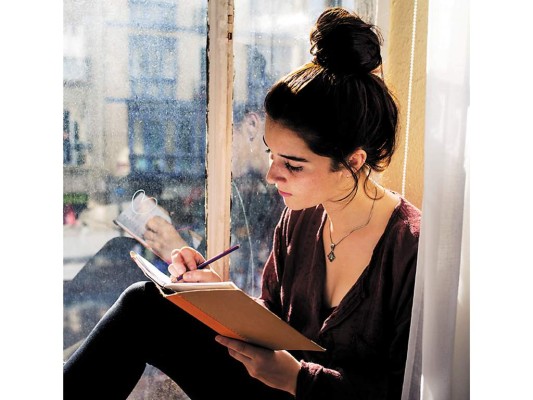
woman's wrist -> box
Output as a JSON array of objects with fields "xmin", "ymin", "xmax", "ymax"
[{"xmin": 286, "ymin": 359, "xmax": 302, "ymax": 396}]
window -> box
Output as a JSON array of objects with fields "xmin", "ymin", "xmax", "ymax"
[
  {"xmin": 63, "ymin": 0, "xmax": 381, "ymax": 397},
  {"xmin": 129, "ymin": 35, "xmax": 177, "ymax": 100},
  {"xmin": 63, "ymin": 3, "xmax": 209, "ymax": 378},
  {"xmin": 229, "ymin": 1, "xmax": 323, "ymax": 295},
  {"xmin": 130, "ymin": 0, "xmax": 178, "ymax": 31},
  {"xmin": 228, "ymin": 0, "xmax": 379, "ymax": 295}
]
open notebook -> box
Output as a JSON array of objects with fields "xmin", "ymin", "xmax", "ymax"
[{"xmin": 130, "ymin": 251, "xmax": 325, "ymax": 352}]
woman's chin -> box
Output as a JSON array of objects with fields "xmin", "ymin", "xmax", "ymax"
[{"xmin": 282, "ymin": 198, "xmax": 308, "ymax": 211}]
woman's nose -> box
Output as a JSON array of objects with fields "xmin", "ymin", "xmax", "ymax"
[{"xmin": 266, "ymin": 160, "xmax": 285, "ymax": 185}]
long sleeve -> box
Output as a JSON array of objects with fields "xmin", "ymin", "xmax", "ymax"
[
  {"xmin": 295, "ymin": 245, "xmax": 418, "ymax": 400},
  {"xmin": 257, "ymin": 200, "xmax": 420, "ymax": 400}
]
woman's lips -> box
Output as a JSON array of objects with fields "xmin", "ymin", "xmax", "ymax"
[{"xmin": 277, "ymin": 189, "xmax": 292, "ymax": 197}]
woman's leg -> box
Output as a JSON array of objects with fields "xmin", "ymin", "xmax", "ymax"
[
  {"xmin": 64, "ymin": 281, "xmax": 292, "ymax": 400},
  {"xmin": 64, "ymin": 281, "xmax": 158, "ymax": 399},
  {"xmin": 63, "ymin": 237, "xmax": 146, "ymax": 349},
  {"xmin": 64, "ymin": 237, "xmax": 145, "ymax": 305}
]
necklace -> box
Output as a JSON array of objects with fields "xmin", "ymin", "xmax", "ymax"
[{"xmin": 327, "ymin": 189, "xmax": 377, "ymax": 262}]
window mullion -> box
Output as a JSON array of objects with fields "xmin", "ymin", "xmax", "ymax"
[{"xmin": 205, "ymin": 0, "xmax": 234, "ymax": 281}]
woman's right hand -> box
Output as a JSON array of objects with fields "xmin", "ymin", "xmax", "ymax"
[{"xmin": 168, "ymin": 247, "xmax": 222, "ymax": 283}]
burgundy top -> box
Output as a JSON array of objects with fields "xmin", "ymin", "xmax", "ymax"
[{"xmin": 258, "ymin": 198, "xmax": 421, "ymax": 399}]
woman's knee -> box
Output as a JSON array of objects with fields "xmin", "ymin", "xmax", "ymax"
[{"xmin": 116, "ymin": 281, "xmax": 159, "ymax": 309}]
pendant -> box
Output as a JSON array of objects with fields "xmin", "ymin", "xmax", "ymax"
[{"xmin": 328, "ymin": 243, "xmax": 336, "ymax": 262}]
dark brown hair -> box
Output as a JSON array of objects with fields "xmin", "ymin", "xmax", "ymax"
[{"xmin": 264, "ymin": 7, "xmax": 398, "ymax": 200}]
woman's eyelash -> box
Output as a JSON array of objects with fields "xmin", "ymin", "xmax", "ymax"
[
  {"xmin": 284, "ymin": 162, "xmax": 303, "ymax": 172},
  {"xmin": 265, "ymin": 148, "xmax": 303, "ymax": 172}
]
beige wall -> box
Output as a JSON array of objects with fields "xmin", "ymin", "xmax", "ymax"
[{"xmin": 381, "ymin": 0, "xmax": 428, "ymax": 210}]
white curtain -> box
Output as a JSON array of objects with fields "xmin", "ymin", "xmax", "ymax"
[{"xmin": 401, "ymin": 0, "xmax": 470, "ymax": 399}]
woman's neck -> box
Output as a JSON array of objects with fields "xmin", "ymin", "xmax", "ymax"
[{"xmin": 323, "ymin": 181, "xmax": 381, "ymax": 239}]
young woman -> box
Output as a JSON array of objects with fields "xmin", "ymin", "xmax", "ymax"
[{"xmin": 63, "ymin": 7, "xmax": 420, "ymax": 399}]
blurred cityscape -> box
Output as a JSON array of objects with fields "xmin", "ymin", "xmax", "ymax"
[{"xmin": 63, "ymin": 0, "xmax": 209, "ymax": 283}]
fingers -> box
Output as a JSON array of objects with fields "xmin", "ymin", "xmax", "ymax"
[
  {"xmin": 169, "ymin": 268, "xmax": 218, "ymax": 283},
  {"xmin": 144, "ymin": 219, "xmax": 189, "ymax": 262},
  {"xmin": 228, "ymin": 348, "xmax": 253, "ymax": 365},
  {"xmin": 215, "ymin": 336, "xmax": 268, "ymax": 376},
  {"xmin": 145, "ymin": 216, "xmax": 170, "ymax": 234},
  {"xmin": 145, "ymin": 216, "xmax": 161, "ymax": 233},
  {"xmin": 215, "ymin": 336, "xmax": 260, "ymax": 358},
  {"xmin": 144, "ymin": 217, "xmax": 166, "ymax": 242},
  {"xmin": 171, "ymin": 247, "xmax": 205, "ymax": 269},
  {"xmin": 215, "ymin": 336, "xmax": 300, "ymax": 394},
  {"xmin": 143, "ymin": 230, "xmax": 158, "ymax": 241},
  {"xmin": 176, "ymin": 268, "xmax": 222, "ymax": 283},
  {"xmin": 216, "ymin": 336, "xmax": 253, "ymax": 364},
  {"xmin": 168, "ymin": 247, "xmax": 206, "ymax": 281}
]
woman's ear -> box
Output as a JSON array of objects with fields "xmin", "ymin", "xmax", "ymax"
[{"xmin": 347, "ymin": 149, "xmax": 367, "ymax": 173}]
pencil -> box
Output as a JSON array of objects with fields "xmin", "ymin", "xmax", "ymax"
[{"xmin": 175, "ymin": 244, "xmax": 240, "ymax": 282}]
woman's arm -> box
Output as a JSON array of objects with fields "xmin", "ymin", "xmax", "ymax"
[{"xmin": 215, "ymin": 336, "xmax": 301, "ymax": 396}]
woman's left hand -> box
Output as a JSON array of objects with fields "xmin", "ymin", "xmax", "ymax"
[{"xmin": 215, "ymin": 335, "xmax": 301, "ymax": 395}]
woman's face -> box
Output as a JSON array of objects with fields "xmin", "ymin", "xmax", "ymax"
[{"xmin": 264, "ymin": 117, "xmax": 349, "ymax": 210}]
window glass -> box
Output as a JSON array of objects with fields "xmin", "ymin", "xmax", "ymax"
[
  {"xmin": 230, "ymin": 0, "xmax": 323, "ymax": 296},
  {"xmin": 63, "ymin": 1, "xmax": 207, "ymax": 396},
  {"xmin": 230, "ymin": 0, "xmax": 378, "ymax": 297},
  {"xmin": 130, "ymin": 0, "xmax": 178, "ymax": 30},
  {"xmin": 64, "ymin": 0, "xmax": 378, "ymax": 395}
]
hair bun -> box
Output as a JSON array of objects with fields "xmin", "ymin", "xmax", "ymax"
[{"xmin": 310, "ymin": 8, "xmax": 382, "ymax": 75}]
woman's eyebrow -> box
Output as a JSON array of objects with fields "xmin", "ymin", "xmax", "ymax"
[
  {"xmin": 280, "ymin": 154, "xmax": 309, "ymax": 162},
  {"xmin": 262, "ymin": 136, "xmax": 309, "ymax": 163}
]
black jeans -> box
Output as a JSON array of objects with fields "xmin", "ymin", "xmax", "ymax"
[
  {"xmin": 63, "ymin": 281, "xmax": 294, "ymax": 400},
  {"xmin": 63, "ymin": 237, "xmax": 147, "ymax": 349}
]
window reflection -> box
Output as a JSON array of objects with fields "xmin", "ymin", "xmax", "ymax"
[
  {"xmin": 130, "ymin": 0, "xmax": 178, "ymax": 30},
  {"xmin": 231, "ymin": 0, "xmax": 324, "ymax": 296},
  {"xmin": 63, "ymin": 0, "xmax": 207, "ymax": 252},
  {"xmin": 230, "ymin": 0, "xmax": 378, "ymax": 297},
  {"xmin": 63, "ymin": 5, "xmax": 207, "ymax": 397},
  {"xmin": 130, "ymin": 35, "xmax": 177, "ymax": 100}
]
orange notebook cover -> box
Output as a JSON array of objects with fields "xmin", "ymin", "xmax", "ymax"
[{"xmin": 130, "ymin": 251, "xmax": 325, "ymax": 352}]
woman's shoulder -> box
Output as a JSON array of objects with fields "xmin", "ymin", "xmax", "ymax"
[
  {"xmin": 377, "ymin": 195, "xmax": 421, "ymax": 257},
  {"xmin": 376, "ymin": 196, "xmax": 421, "ymax": 280},
  {"xmin": 394, "ymin": 197, "xmax": 422, "ymax": 238}
]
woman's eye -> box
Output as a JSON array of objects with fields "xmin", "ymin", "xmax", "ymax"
[{"xmin": 284, "ymin": 162, "xmax": 303, "ymax": 172}]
